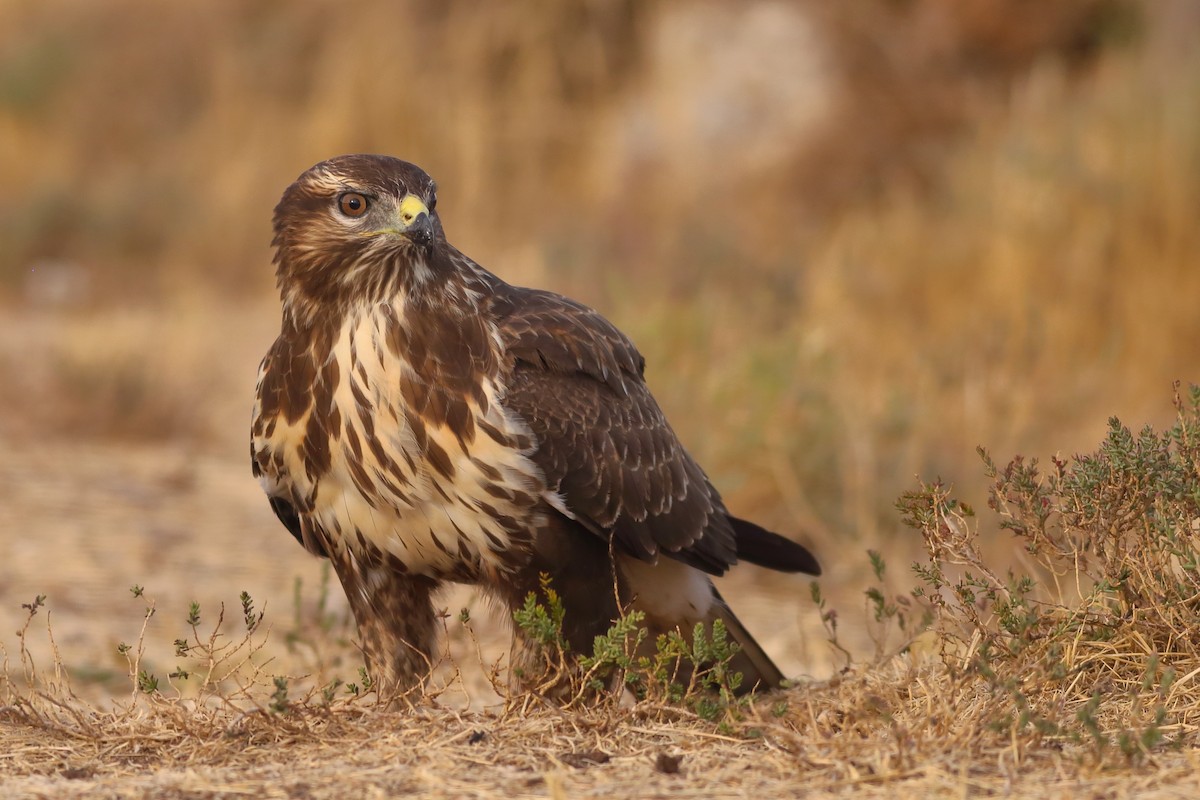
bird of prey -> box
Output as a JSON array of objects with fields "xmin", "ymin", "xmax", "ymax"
[{"xmin": 252, "ymin": 155, "xmax": 820, "ymax": 698}]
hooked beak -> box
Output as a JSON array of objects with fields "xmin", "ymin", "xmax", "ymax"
[{"xmin": 397, "ymin": 194, "xmax": 433, "ymax": 247}]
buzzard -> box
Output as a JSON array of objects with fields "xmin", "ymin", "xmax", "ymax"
[{"xmin": 252, "ymin": 155, "xmax": 820, "ymax": 697}]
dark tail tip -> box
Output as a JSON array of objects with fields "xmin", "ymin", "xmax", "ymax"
[{"xmin": 729, "ymin": 516, "xmax": 821, "ymax": 575}]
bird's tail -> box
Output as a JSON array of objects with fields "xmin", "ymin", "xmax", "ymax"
[
  {"xmin": 708, "ymin": 589, "xmax": 787, "ymax": 693},
  {"xmin": 729, "ymin": 515, "xmax": 821, "ymax": 575}
]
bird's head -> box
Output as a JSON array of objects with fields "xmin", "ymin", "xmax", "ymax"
[{"xmin": 271, "ymin": 154, "xmax": 444, "ymax": 317}]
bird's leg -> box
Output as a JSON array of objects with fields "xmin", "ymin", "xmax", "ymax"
[
  {"xmin": 489, "ymin": 515, "xmax": 625, "ymax": 700},
  {"xmin": 330, "ymin": 554, "xmax": 439, "ymax": 702}
]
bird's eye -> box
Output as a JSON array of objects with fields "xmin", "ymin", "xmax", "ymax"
[
  {"xmin": 337, "ymin": 192, "xmax": 369, "ymax": 218},
  {"xmin": 428, "ymin": 192, "xmax": 437, "ymax": 212}
]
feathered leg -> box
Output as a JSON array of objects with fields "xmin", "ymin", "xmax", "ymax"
[
  {"xmin": 489, "ymin": 514, "xmax": 623, "ymax": 695},
  {"xmin": 329, "ymin": 550, "xmax": 439, "ymax": 700}
]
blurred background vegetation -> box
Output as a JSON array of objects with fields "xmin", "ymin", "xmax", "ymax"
[{"xmin": 2, "ymin": 0, "xmax": 1198, "ymax": 581}]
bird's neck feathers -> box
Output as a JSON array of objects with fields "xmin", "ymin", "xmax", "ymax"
[{"xmin": 278, "ymin": 241, "xmax": 503, "ymax": 336}]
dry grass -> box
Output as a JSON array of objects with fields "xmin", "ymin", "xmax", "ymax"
[
  {"xmin": 5, "ymin": 407, "xmax": 1200, "ymax": 798},
  {"xmin": 4, "ymin": 390, "xmax": 1200, "ymax": 797},
  {"xmin": 4, "ymin": 1, "xmax": 1200, "ymax": 796}
]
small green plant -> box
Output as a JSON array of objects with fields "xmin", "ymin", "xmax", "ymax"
[
  {"xmin": 635, "ymin": 619, "xmax": 744, "ymax": 721},
  {"xmin": 569, "ymin": 609, "xmax": 648, "ymax": 697},
  {"xmin": 810, "ymin": 582, "xmax": 851, "ymax": 669},
  {"xmin": 344, "ymin": 666, "xmax": 375, "ymax": 698},
  {"xmin": 114, "ymin": 587, "xmax": 161, "ymax": 701},
  {"xmin": 137, "ymin": 670, "xmax": 159, "ymax": 694},
  {"xmin": 111, "ymin": 588, "xmax": 282, "ymax": 703},
  {"xmin": 241, "ymin": 591, "xmax": 264, "ymax": 632},
  {"xmin": 511, "ymin": 575, "xmax": 748, "ymax": 721},
  {"xmin": 898, "ymin": 383, "xmax": 1200, "ymax": 762},
  {"xmin": 861, "ymin": 550, "xmax": 934, "ymax": 661},
  {"xmin": 321, "ymin": 678, "xmax": 343, "ymax": 704},
  {"xmin": 511, "ymin": 575, "xmax": 566, "ymax": 649},
  {"xmin": 269, "ymin": 676, "xmax": 289, "ymax": 713},
  {"xmin": 5, "ymin": 593, "xmax": 65, "ymax": 702}
]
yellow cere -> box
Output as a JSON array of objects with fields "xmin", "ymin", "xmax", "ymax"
[{"xmin": 398, "ymin": 194, "xmax": 430, "ymax": 227}]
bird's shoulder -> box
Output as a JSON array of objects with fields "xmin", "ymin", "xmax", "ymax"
[{"xmin": 488, "ymin": 284, "xmax": 645, "ymax": 396}]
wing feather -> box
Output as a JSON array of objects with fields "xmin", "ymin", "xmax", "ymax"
[{"xmin": 492, "ymin": 287, "xmax": 739, "ymax": 575}]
